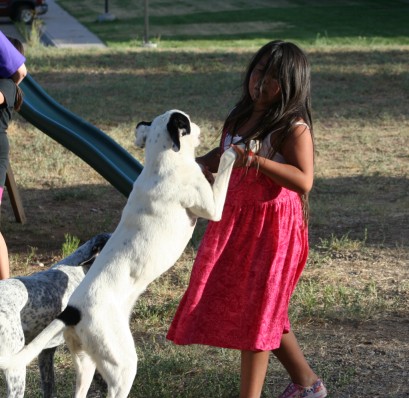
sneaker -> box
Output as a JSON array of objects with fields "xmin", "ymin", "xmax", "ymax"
[{"xmin": 278, "ymin": 378, "xmax": 328, "ymax": 398}]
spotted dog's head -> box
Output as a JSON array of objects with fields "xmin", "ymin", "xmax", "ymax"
[
  {"xmin": 135, "ymin": 110, "xmax": 200, "ymax": 154},
  {"xmin": 52, "ymin": 233, "xmax": 111, "ymax": 270}
]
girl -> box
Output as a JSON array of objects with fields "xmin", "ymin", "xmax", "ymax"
[
  {"xmin": 0, "ymin": 36, "xmax": 25, "ymax": 279},
  {"xmin": 167, "ymin": 40, "xmax": 327, "ymax": 398}
]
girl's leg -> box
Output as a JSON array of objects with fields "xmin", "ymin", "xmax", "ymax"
[
  {"xmin": 0, "ymin": 232, "xmax": 9, "ymax": 279},
  {"xmin": 240, "ymin": 350, "xmax": 270, "ymax": 398},
  {"xmin": 272, "ymin": 330, "xmax": 318, "ymax": 387}
]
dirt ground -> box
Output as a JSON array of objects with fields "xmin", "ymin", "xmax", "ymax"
[{"xmin": 305, "ymin": 319, "xmax": 409, "ymax": 397}]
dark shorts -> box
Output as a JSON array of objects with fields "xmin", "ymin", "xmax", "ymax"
[
  {"xmin": 0, "ymin": 133, "xmax": 9, "ymax": 228},
  {"xmin": 0, "ymin": 133, "xmax": 9, "ymax": 188}
]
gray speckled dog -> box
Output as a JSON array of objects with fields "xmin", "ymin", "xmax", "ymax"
[{"xmin": 0, "ymin": 233, "xmax": 110, "ymax": 398}]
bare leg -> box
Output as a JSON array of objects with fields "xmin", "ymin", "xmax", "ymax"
[
  {"xmin": 0, "ymin": 232, "xmax": 9, "ymax": 279},
  {"xmin": 240, "ymin": 350, "xmax": 270, "ymax": 398},
  {"xmin": 272, "ymin": 331, "xmax": 318, "ymax": 387}
]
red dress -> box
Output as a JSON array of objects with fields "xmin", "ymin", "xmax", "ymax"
[{"xmin": 167, "ymin": 141, "xmax": 308, "ymax": 351}]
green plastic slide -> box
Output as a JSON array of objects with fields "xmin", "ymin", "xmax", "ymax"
[{"xmin": 19, "ymin": 74, "xmax": 143, "ymax": 197}]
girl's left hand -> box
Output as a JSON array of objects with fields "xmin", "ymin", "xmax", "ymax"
[
  {"xmin": 231, "ymin": 144, "xmax": 245, "ymax": 168},
  {"xmin": 231, "ymin": 144, "xmax": 256, "ymax": 168}
]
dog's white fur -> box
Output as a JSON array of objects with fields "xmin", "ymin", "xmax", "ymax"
[{"xmin": 0, "ymin": 110, "xmax": 236, "ymax": 398}]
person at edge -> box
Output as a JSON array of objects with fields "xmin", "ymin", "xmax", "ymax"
[{"xmin": 0, "ymin": 34, "xmax": 26, "ymax": 280}]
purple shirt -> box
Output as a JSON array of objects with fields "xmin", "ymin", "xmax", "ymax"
[{"xmin": 0, "ymin": 31, "xmax": 26, "ymax": 78}]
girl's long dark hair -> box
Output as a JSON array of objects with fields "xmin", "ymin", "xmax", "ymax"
[
  {"xmin": 223, "ymin": 40, "xmax": 313, "ymax": 159},
  {"xmin": 14, "ymin": 85, "xmax": 23, "ymax": 111},
  {"xmin": 223, "ymin": 40, "xmax": 313, "ymax": 222}
]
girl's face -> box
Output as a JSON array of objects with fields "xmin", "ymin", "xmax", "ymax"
[{"xmin": 248, "ymin": 55, "xmax": 280, "ymax": 111}]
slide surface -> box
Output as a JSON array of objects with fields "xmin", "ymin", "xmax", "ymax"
[{"xmin": 19, "ymin": 74, "xmax": 143, "ymax": 197}]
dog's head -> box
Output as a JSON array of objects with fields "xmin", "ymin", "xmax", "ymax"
[
  {"xmin": 52, "ymin": 233, "xmax": 111, "ymax": 270},
  {"xmin": 135, "ymin": 110, "xmax": 200, "ymax": 154}
]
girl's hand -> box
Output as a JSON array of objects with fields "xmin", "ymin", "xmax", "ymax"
[
  {"xmin": 231, "ymin": 144, "xmax": 246, "ymax": 168},
  {"xmin": 231, "ymin": 143, "xmax": 258, "ymax": 168}
]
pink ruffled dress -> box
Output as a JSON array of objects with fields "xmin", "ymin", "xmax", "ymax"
[{"xmin": 166, "ymin": 129, "xmax": 309, "ymax": 351}]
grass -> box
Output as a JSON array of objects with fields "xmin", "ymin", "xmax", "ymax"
[
  {"xmin": 56, "ymin": 0, "xmax": 409, "ymax": 46},
  {"xmin": 61, "ymin": 234, "xmax": 80, "ymax": 258},
  {"xmin": 1, "ymin": 0, "xmax": 408, "ymax": 396}
]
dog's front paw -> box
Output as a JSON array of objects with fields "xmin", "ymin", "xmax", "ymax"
[
  {"xmin": 222, "ymin": 146, "xmax": 238, "ymax": 163},
  {"xmin": 249, "ymin": 139, "xmax": 261, "ymax": 153}
]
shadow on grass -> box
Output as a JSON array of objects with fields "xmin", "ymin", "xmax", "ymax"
[
  {"xmin": 7, "ymin": 48, "xmax": 408, "ymax": 255},
  {"xmin": 310, "ymin": 175, "xmax": 408, "ymax": 247},
  {"xmin": 26, "ymin": 49, "xmax": 409, "ymax": 125},
  {"xmin": 2, "ymin": 173, "xmax": 407, "ymax": 260},
  {"xmin": 2, "ymin": 184, "xmax": 126, "ymax": 256}
]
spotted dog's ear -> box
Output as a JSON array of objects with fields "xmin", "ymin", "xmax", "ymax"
[
  {"xmin": 135, "ymin": 121, "xmax": 152, "ymax": 148},
  {"xmin": 166, "ymin": 112, "xmax": 190, "ymax": 152}
]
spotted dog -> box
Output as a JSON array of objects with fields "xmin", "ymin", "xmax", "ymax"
[
  {"xmin": 0, "ymin": 110, "xmax": 237, "ymax": 398},
  {"xmin": 0, "ymin": 233, "xmax": 110, "ymax": 398}
]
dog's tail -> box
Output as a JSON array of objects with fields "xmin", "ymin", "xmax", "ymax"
[
  {"xmin": 0, "ymin": 305, "xmax": 80, "ymax": 370},
  {"xmin": 0, "ymin": 319, "xmax": 65, "ymax": 369}
]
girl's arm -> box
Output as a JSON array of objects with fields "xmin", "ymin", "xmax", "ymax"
[
  {"xmin": 196, "ymin": 147, "xmax": 221, "ymax": 173},
  {"xmin": 196, "ymin": 147, "xmax": 222, "ymax": 185},
  {"xmin": 10, "ymin": 64, "xmax": 27, "ymax": 85},
  {"xmin": 232, "ymin": 124, "xmax": 314, "ymax": 195}
]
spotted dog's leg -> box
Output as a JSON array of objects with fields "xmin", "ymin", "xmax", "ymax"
[
  {"xmin": 0, "ymin": 308, "xmax": 25, "ymax": 398},
  {"xmin": 4, "ymin": 367, "xmax": 26, "ymax": 398},
  {"xmin": 38, "ymin": 347, "xmax": 57, "ymax": 398}
]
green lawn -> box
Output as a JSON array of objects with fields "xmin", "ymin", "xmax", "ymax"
[{"xmin": 56, "ymin": 0, "xmax": 409, "ymax": 46}]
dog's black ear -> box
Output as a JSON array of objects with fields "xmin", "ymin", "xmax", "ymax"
[
  {"xmin": 167, "ymin": 112, "xmax": 190, "ymax": 152},
  {"xmin": 135, "ymin": 121, "xmax": 152, "ymax": 148},
  {"xmin": 136, "ymin": 121, "xmax": 152, "ymax": 128}
]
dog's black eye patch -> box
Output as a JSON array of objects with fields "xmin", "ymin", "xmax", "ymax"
[{"xmin": 136, "ymin": 121, "xmax": 152, "ymax": 128}]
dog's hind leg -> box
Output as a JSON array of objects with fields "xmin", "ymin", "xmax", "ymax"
[
  {"xmin": 94, "ymin": 330, "xmax": 137, "ymax": 398},
  {"xmin": 4, "ymin": 367, "xmax": 26, "ymax": 398},
  {"xmin": 104, "ymin": 361, "xmax": 137, "ymax": 398},
  {"xmin": 71, "ymin": 351, "xmax": 96, "ymax": 398},
  {"xmin": 96, "ymin": 351, "xmax": 137, "ymax": 398},
  {"xmin": 64, "ymin": 329, "xmax": 96, "ymax": 398},
  {"xmin": 38, "ymin": 347, "xmax": 57, "ymax": 398}
]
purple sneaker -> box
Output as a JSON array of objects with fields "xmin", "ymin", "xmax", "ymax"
[{"xmin": 278, "ymin": 378, "xmax": 328, "ymax": 398}]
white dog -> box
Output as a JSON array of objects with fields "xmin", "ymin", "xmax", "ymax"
[{"xmin": 0, "ymin": 110, "xmax": 237, "ymax": 398}]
